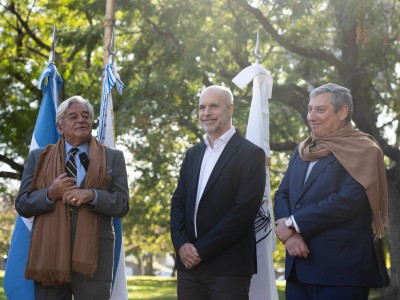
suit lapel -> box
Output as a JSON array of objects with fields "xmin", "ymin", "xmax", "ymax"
[
  {"xmin": 201, "ymin": 131, "xmax": 242, "ymax": 199},
  {"xmin": 187, "ymin": 143, "xmax": 206, "ymax": 213},
  {"xmin": 291, "ymin": 157, "xmax": 309, "ymax": 200},
  {"xmin": 296, "ymin": 153, "xmax": 337, "ymax": 202}
]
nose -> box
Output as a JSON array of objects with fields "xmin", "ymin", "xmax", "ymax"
[
  {"xmin": 76, "ymin": 114, "xmax": 86, "ymax": 122},
  {"xmin": 204, "ymin": 106, "xmax": 211, "ymax": 115},
  {"xmin": 307, "ymin": 109, "xmax": 315, "ymax": 121}
]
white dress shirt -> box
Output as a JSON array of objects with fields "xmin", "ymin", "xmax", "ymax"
[{"xmin": 194, "ymin": 127, "xmax": 236, "ymax": 237}]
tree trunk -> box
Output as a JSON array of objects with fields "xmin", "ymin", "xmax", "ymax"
[
  {"xmin": 385, "ymin": 166, "xmax": 400, "ymax": 299},
  {"xmin": 143, "ymin": 253, "xmax": 154, "ymax": 275}
]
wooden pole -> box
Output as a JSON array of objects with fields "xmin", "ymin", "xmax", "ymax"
[{"xmin": 103, "ymin": 0, "xmax": 115, "ymax": 68}]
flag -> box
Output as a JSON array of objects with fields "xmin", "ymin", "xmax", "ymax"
[
  {"xmin": 4, "ymin": 63, "xmax": 62, "ymax": 299},
  {"xmin": 98, "ymin": 61, "xmax": 128, "ymax": 300},
  {"xmin": 232, "ymin": 62, "xmax": 279, "ymax": 300}
]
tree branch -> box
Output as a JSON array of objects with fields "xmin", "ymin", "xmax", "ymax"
[
  {"xmin": 6, "ymin": 2, "xmax": 50, "ymax": 51},
  {"xmin": 232, "ymin": 0, "xmax": 342, "ymax": 69},
  {"xmin": 0, "ymin": 171, "xmax": 22, "ymax": 180},
  {"xmin": 270, "ymin": 141, "xmax": 298, "ymax": 152},
  {"xmin": 0, "ymin": 154, "xmax": 24, "ymax": 174}
]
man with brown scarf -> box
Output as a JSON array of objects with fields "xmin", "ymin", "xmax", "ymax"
[
  {"xmin": 15, "ymin": 96, "xmax": 129, "ymax": 300},
  {"xmin": 274, "ymin": 83, "xmax": 388, "ymax": 300}
]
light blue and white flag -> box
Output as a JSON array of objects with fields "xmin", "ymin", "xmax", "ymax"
[
  {"xmin": 233, "ymin": 62, "xmax": 279, "ymax": 300},
  {"xmin": 98, "ymin": 61, "xmax": 128, "ymax": 300},
  {"xmin": 4, "ymin": 63, "xmax": 62, "ymax": 300}
]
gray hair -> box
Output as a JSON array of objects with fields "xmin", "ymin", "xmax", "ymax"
[
  {"xmin": 310, "ymin": 83, "xmax": 353, "ymax": 123},
  {"xmin": 56, "ymin": 95, "xmax": 94, "ymax": 126},
  {"xmin": 201, "ymin": 85, "xmax": 234, "ymax": 105}
]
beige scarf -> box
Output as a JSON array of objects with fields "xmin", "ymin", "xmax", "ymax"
[
  {"xmin": 298, "ymin": 123, "xmax": 388, "ymax": 238},
  {"xmin": 25, "ymin": 136, "xmax": 111, "ymax": 286}
]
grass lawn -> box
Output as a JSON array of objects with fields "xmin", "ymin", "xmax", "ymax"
[
  {"xmin": 0, "ymin": 270, "xmax": 381, "ymax": 299},
  {"xmin": 128, "ymin": 276, "xmax": 177, "ymax": 300},
  {"xmin": 128, "ymin": 277, "xmax": 286, "ymax": 299}
]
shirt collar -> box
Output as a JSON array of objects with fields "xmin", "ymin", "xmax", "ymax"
[
  {"xmin": 203, "ymin": 127, "xmax": 236, "ymax": 148},
  {"xmin": 65, "ymin": 141, "xmax": 89, "ymax": 154}
]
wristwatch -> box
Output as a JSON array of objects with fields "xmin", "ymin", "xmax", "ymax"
[{"xmin": 285, "ymin": 217, "xmax": 295, "ymax": 231}]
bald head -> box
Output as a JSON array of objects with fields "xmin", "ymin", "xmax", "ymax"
[{"xmin": 198, "ymin": 85, "xmax": 234, "ymax": 145}]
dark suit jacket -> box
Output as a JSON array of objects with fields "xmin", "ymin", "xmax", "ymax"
[
  {"xmin": 15, "ymin": 145, "xmax": 129, "ymax": 281},
  {"xmin": 274, "ymin": 147, "xmax": 382, "ymax": 287},
  {"xmin": 170, "ymin": 131, "xmax": 266, "ymax": 276}
]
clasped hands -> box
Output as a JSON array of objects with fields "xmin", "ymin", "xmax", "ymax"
[
  {"xmin": 275, "ymin": 218, "xmax": 310, "ymax": 258},
  {"xmin": 47, "ymin": 173, "xmax": 95, "ymax": 207},
  {"xmin": 178, "ymin": 243, "xmax": 202, "ymax": 270}
]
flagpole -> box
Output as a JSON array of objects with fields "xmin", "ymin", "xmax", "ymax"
[
  {"xmin": 104, "ymin": 0, "xmax": 115, "ymax": 68},
  {"xmin": 48, "ymin": 24, "xmax": 56, "ymax": 65},
  {"xmin": 253, "ymin": 29, "xmax": 262, "ymax": 65}
]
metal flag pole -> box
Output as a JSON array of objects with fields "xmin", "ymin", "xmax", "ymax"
[
  {"xmin": 48, "ymin": 24, "xmax": 56, "ymax": 65},
  {"xmin": 107, "ymin": 25, "xmax": 118, "ymax": 65},
  {"xmin": 252, "ymin": 29, "xmax": 263, "ymax": 65}
]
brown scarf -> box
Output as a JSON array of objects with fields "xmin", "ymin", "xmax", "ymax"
[
  {"xmin": 298, "ymin": 123, "xmax": 388, "ymax": 238},
  {"xmin": 25, "ymin": 136, "xmax": 111, "ymax": 286}
]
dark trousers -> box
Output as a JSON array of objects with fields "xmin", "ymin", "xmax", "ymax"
[
  {"xmin": 34, "ymin": 272, "xmax": 111, "ymax": 300},
  {"xmin": 286, "ymin": 271, "xmax": 370, "ymax": 300},
  {"xmin": 177, "ymin": 269, "xmax": 251, "ymax": 300}
]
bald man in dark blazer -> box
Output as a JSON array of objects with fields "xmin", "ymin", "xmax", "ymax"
[{"xmin": 170, "ymin": 85, "xmax": 266, "ymax": 300}]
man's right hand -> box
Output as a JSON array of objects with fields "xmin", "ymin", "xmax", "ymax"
[
  {"xmin": 47, "ymin": 173, "xmax": 79, "ymax": 201},
  {"xmin": 178, "ymin": 243, "xmax": 202, "ymax": 270}
]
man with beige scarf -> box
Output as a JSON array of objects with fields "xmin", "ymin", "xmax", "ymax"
[
  {"xmin": 274, "ymin": 83, "xmax": 388, "ymax": 300},
  {"xmin": 15, "ymin": 96, "xmax": 129, "ymax": 300}
]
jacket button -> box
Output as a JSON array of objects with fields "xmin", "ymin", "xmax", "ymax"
[{"xmin": 296, "ymin": 204, "xmax": 301, "ymax": 208}]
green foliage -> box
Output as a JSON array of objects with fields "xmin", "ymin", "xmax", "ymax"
[{"xmin": 0, "ymin": 183, "xmax": 18, "ymax": 258}]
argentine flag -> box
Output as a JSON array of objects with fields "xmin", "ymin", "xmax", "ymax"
[{"xmin": 4, "ymin": 63, "xmax": 62, "ymax": 299}]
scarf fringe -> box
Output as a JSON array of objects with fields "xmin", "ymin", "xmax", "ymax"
[
  {"xmin": 372, "ymin": 213, "xmax": 387, "ymax": 238},
  {"xmin": 72, "ymin": 261, "xmax": 97, "ymax": 277},
  {"xmin": 25, "ymin": 269, "xmax": 71, "ymax": 286}
]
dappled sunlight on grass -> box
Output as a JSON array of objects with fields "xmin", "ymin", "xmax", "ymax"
[{"xmin": 128, "ymin": 276, "xmax": 177, "ymax": 300}]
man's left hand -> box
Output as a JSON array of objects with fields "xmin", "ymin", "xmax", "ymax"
[{"xmin": 63, "ymin": 189, "xmax": 95, "ymax": 206}]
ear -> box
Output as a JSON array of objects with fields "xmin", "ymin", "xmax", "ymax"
[
  {"xmin": 339, "ymin": 105, "xmax": 349, "ymax": 121},
  {"xmin": 56, "ymin": 122, "xmax": 63, "ymax": 134},
  {"xmin": 228, "ymin": 103, "xmax": 234, "ymax": 117}
]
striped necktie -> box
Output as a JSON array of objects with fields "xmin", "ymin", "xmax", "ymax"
[{"xmin": 66, "ymin": 148, "xmax": 79, "ymax": 178}]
